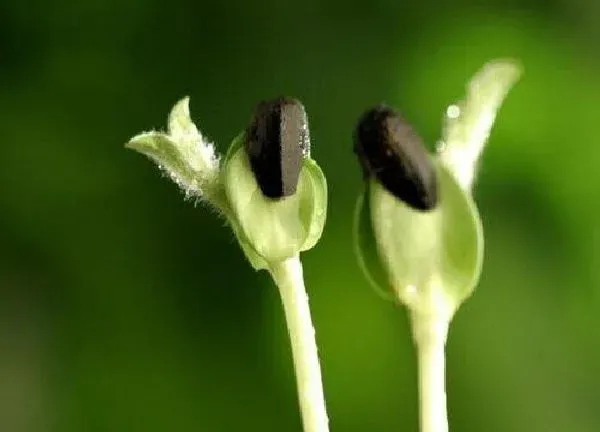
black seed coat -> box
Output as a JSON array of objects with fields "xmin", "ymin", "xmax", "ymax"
[
  {"xmin": 354, "ymin": 105, "xmax": 438, "ymax": 211},
  {"xmin": 245, "ymin": 97, "xmax": 309, "ymax": 199}
]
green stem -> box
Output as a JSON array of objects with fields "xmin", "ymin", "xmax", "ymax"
[
  {"xmin": 269, "ymin": 257, "xmax": 329, "ymax": 432},
  {"xmin": 411, "ymin": 312, "xmax": 450, "ymax": 432}
]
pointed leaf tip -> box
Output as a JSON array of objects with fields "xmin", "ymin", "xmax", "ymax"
[
  {"xmin": 168, "ymin": 96, "xmax": 196, "ymax": 140},
  {"xmin": 439, "ymin": 59, "xmax": 522, "ymax": 191}
]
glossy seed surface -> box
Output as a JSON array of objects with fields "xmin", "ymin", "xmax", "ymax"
[
  {"xmin": 354, "ymin": 105, "xmax": 438, "ymax": 210},
  {"xmin": 245, "ymin": 97, "xmax": 309, "ymax": 199}
]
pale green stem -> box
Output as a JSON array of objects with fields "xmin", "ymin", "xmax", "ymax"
[
  {"xmin": 269, "ymin": 257, "xmax": 329, "ymax": 432},
  {"xmin": 411, "ymin": 312, "xmax": 450, "ymax": 432}
]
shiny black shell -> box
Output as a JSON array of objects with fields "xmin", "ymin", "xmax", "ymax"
[{"xmin": 245, "ymin": 97, "xmax": 309, "ymax": 199}]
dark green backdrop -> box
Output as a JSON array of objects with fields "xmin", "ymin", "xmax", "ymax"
[{"xmin": 1, "ymin": 0, "xmax": 599, "ymax": 431}]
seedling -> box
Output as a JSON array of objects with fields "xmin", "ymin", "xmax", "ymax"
[
  {"xmin": 124, "ymin": 60, "xmax": 520, "ymax": 432},
  {"xmin": 353, "ymin": 59, "xmax": 522, "ymax": 432},
  {"xmin": 126, "ymin": 97, "xmax": 329, "ymax": 432}
]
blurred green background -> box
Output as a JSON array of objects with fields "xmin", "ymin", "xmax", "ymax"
[{"xmin": 1, "ymin": 0, "xmax": 600, "ymax": 431}]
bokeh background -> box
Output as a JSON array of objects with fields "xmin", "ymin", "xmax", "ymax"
[{"xmin": 1, "ymin": 0, "xmax": 600, "ymax": 431}]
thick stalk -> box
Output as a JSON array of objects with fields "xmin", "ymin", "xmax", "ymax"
[
  {"xmin": 269, "ymin": 256, "xmax": 329, "ymax": 432},
  {"xmin": 411, "ymin": 312, "xmax": 450, "ymax": 432}
]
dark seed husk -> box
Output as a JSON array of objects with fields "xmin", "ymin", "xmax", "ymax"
[
  {"xmin": 245, "ymin": 97, "xmax": 309, "ymax": 199},
  {"xmin": 354, "ymin": 105, "xmax": 438, "ymax": 211}
]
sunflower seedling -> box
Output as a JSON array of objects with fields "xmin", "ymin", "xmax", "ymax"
[
  {"xmin": 353, "ymin": 60, "xmax": 521, "ymax": 432},
  {"xmin": 127, "ymin": 97, "xmax": 329, "ymax": 432}
]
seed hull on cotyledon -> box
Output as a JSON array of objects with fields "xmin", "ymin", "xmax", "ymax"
[
  {"xmin": 354, "ymin": 105, "xmax": 438, "ymax": 211},
  {"xmin": 245, "ymin": 97, "xmax": 310, "ymax": 199}
]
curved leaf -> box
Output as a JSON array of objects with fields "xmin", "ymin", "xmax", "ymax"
[
  {"xmin": 353, "ymin": 184, "xmax": 396, "ymax": 302},
  {"xmin": 368, "ymin": 160, "xmax": 483, "ymax": 315},
  {"xmin": 439, "ymin": 59, "xmax": 522, "ymax": 191},
  {"xmin": 222, "ymin": 147, "xmax": 326, "ymax": 264},
  {"xmin": 299, "ymin": 158, "xmax": 328, "ymax": 253},
  {"xmin": 126, "ymin": 131, "xmax": 203, "ymax": 196}
]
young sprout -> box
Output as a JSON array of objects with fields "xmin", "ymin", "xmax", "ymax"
[
  {"xmin": 353, "ymin": 60, "xmax": 521, "ymax": 432},
  {"xmin": 126, "ymin": 97, "xmax": 329, "ymax": 432}
]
